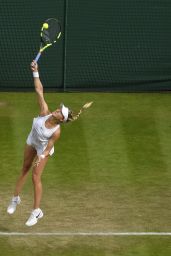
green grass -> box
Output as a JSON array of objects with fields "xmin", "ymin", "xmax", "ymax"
[
  {"xmin": 0, "ymin": 237, "xmax": 171, "ymax": 256},
  {"xmin": 0, "ymin": 92, "xmax": 171, "ymax": 255}
]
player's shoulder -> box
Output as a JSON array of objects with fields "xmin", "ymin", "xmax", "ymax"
[
  {"xmin": 53, "ymin": 125, "xmax": 61, "ymax": 137},
  {"xmin": 39, "ymin": 111, "xmax": 51, "ymax": 117}
]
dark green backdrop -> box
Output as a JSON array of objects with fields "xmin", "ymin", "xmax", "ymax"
[{"xmin": 0, "ymin": 0, "xmax": 171, "ymax": 91}]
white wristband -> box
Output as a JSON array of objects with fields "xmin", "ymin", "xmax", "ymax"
[
  {"xmin": 33, "ymin": 71, "xmax": 39, "ymax": 78},
  {"xmin": 40, "ymin": 154, "xmax": 45, "ymax": 159}
]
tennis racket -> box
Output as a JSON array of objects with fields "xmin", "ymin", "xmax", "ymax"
[{"xmin": 34, "ymin": 18, "xmax": 61, "ymax": 63}]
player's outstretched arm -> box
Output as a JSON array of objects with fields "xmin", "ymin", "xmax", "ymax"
[
  {"xmin": 34, "ymin": 129, "xmax": 61, "ymax": 166},
  {"xmin": 31, "ymin": 61, "xmax": 50, "ymax": 116}
]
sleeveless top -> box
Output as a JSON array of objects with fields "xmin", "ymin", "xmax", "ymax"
[{"xmin": 29, "ymin": 114, "xmax": 60, "ymax": 144}]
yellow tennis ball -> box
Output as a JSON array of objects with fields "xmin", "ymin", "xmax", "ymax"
[{"xmin": 43, "ymin": 23, "xmax": 49, "ymax": 29}]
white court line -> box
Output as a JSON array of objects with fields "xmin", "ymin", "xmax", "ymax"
[{"xmin": 0, "ymin": 232, "xmax": 171, "ymax": 236}]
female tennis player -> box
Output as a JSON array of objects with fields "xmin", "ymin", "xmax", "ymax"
[{"xmin": 7, "ymin": 61, "xmax": 92, "ymax": 227}]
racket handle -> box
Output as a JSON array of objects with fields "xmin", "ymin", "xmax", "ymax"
[{"xmin": 34, "ymin": 52, "xmax": 41, "ymax": 63}]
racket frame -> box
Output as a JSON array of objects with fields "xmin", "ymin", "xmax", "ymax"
[{"xmin": 34, "ymin": 19, "xmax": 61, "ymax": 63}]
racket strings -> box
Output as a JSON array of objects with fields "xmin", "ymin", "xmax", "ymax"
[
  {"xmin": 42, "ymin": 19, "xmax": 61, "ymax": 44},
  {"xmin": 41, "ymin": 30, "xmax": 51, "ymax": 44}
]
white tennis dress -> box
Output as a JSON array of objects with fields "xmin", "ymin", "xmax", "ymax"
[{"xmin": 26, "ymin": 114, "xmax": 60, "ymax": 156}]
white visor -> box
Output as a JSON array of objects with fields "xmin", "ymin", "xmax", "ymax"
[{"xmin": 60, "ymin": 104, "xmax": 69, "ymax": 122}]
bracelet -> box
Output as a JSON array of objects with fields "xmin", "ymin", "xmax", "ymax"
[
  {"xmin": 33, "ymin": 71, "xmax": 39, "ymax": 78},
  {"xmin": 40, "ymin": 154, "xmax": 45, "ymax": 159}
]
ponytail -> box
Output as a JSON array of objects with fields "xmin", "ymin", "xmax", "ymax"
[{"xmin": 67, "ymin": 102, "xmax": 93, "ymax": 122}]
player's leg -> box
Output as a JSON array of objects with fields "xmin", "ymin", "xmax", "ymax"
[
  {"xmin": 14, "ymin": 144, "xmax": 37, "ymax": 195},
  {"xmin": 7, "ymin": 144, "xmax": 37, "ymax": 214},
  {"xmin": 32, "ymin": 156, "xmax": 49, "ymax": 209},
  {"xmin": 25, "ymin": 156, "xmax": 49, "ymax": 226}
]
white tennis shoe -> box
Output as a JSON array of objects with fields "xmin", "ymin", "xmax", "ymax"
[
  {"xmin": 25, "ymin": 208, "xmax": 43, "ymax": 227},
  {"xmin": 7, "ymin": 196, "xmax": 21, "ymax": 214}
]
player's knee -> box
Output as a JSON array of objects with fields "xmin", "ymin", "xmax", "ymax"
[
  {"xmin": 22, "ymin": 164, "xmax": 31, "ymax": 175},
  {"xmin": 32, "ymin": 171, "xmax": 41, "ymax": 184}
]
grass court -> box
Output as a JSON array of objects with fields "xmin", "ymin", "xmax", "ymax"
[{"xmin": 0, "ymin": 92, "xmax": 171, "ymax": 255}]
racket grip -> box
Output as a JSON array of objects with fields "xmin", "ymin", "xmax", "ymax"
[{"xmin": 34, "ymin": 52, "xmax": 41, "ymax": 63}]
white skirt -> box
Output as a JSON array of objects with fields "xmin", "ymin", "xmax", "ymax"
[{"xmin": 26, "ymin": 132, "xmax": 54, "ymax": 156}]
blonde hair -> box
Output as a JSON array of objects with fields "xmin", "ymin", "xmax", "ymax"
[{"xmin": 67, "ymin": 102, "xmax": 93, "ymax": 122}]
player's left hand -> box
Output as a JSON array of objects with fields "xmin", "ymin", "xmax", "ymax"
[
  {"xmin": 31, "ymin": 61, "xmax": 38, "ymax": 72},
  {"xmin": 33, "ymin": 155, "xmax": 42, "ymax": 167}
]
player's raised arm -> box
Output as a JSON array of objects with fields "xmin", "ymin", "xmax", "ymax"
[{"xmin": 31, "ymin": 61, "xmax": 50, "ymax": 116}]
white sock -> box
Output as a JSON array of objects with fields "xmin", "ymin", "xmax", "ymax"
[
  {"xmin": 12, "ymin": 196, "xmax": 20, "ymax": 201},
  {"xmin": 32, "ymin": 208, "xmax": 41, "ymax": 214}
]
